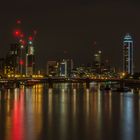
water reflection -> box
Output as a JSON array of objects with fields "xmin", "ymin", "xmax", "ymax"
[
  {"xmin": 121, "ymin": 96, "xmax": 134, "ymax": 140},
  {"xmin": 11, "ymin": 88, "xmax": 24, "ymax": 140},
  {"xmin": 0, "ymin": 83, "xmax": 140, "ymax": 140}
]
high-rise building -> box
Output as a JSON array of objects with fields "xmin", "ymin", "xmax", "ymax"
[
  {"xmin": 59, "ymin": 59, "xmax": 73, "ymax": 77},
  {"xmin": 19, "ymin": 43, "xmax": 25, "ymax": 75},
  {"xmin": 94, "ymin": 50, "xmax": 101, "ymax": 66},
  {"xmin": 4, "ymin": 43, "xmax": 20, "ymax": 75},
  {"xmin": 25, "ymin": 40, "xmax": 35, "ymax": 76},
  {"xmin": 46, "ymin": 61, "xmax": 59, "ymax": 76},
  {"xmin": 93, "ymin": 50, "xmax": 102, "ymax": 73},
  {"xmin": 0, "ymin": 58, "xmax": 4, "ymax": 76},
  {"xmin": 123, "ymin": 33, "xmax": 134, "ymax": 75}
]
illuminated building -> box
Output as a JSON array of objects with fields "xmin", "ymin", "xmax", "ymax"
[
  {"xmin": 94, "ymin": 51, "xmax": 101, "ymax": 63},
  {"xmin": 93, "ymin": 50, "xmax": 102, "ymax": 73},
  {"xmin": 0, "ymin": 58, "xmax": 4, "ymax": 76},
  {"xmin": 59, "ymin": 60, "xmax": 67, "ymax": 77},
  {"xmin": 19, "ymin": 42, "xmax": 25, "ymax": 75},
  {"xmin": 4, "ymin": 44, "xmax": 20, "ymax": 75},
  {"xmin": 26, "ymin": 39, "xmax": 35, "ymax": 76},
  {"xmin": 123, "ymin": 34, "xmax": 134, "ymax": 75},
  {"xmin": 46, "ymin": 61, "xmax": 59, "ymax": 76},
  {"xmin": 59, "ymin": 59, "xmax": 73, "ymax": 77}
]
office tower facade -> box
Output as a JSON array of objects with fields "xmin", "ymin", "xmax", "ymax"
[
  {"xmin": 26, "ymin": 41, "xmax": 35, "ymax": 76},
  {"xmin": 93, "ymin": 50, "xmax": 102, "ymax": 73},
  {"xmin": 47, "ymin": 61, "xmax": 59, "ymax": 76},
  {"xmin": 19, "ymin": 42, "xmax": 25, "ymax": 75},
  {"xmin": 0, "ymin": 58, "xmax": 4, "ymax": 76},
  {"xmin": 59, "ymin": 59, "xmax": 73, "ymax": 77},
  {"xmin": 123, "ymin": 34, "xmax": 134, "ymax": 75},
  {"xmin": 4, "ymin": 44, "xmax": 20, "ymax": 75},
  {"xmin": 94, "ymin": 50, "xmax": 101, "ymax": 66}
]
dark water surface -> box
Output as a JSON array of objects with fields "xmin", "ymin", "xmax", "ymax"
[{"xmin": 0, "ymin": 83, "xmax": 140, "ymax": 140}]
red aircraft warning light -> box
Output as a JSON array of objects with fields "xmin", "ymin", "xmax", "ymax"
[
  {"xmin": 14, "ymin": 30, "xmax": 21, "ymax": 37},
  {"xmin": 16, "ymin": 20, "xmax": 21, "ymax": 24},
  {"xmin": 20, "ymin": 33, "xmax": 24, "ymax": 38},
  {"xmin": 19, "ymin": 59, "xmax": 24, "ymax": 65},
  {"xmin": 20, "ymin": 39, "xmax": 26, "ymax": 45},
  {"xmin": 29, "ymin": 36, "xmax": 33, "ymax": 41}
]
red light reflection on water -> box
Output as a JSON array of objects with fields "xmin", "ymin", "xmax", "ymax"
[{"xmin": 11, "ymin": 89, "xmax": 25, "ymax": 140}]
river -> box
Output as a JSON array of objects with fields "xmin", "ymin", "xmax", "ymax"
[{"xmin": 0, "ymin": 83, "xmax": 140, "ymax": 140}]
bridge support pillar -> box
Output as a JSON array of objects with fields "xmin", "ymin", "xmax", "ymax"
[
  {"xmin": 120, "ymin": 80, "xmax": 125, "ymax": 88},
  {"xmin": 86, "ymin": 78, "xmax": 90, "ymax": 89},
  {"xmin": 48, "ymin": 78, "xmax": 53, "ymax": 88}
]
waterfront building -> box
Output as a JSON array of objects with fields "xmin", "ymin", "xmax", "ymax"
[
  {"xmin": 19, "ymin": 42, "xmax": 25, "ymax": 75},
  {"xmin": 59, "ymin": 59, "xmax": 73, "ymax": 77},
  {"xmin": 4, "ymin": 43, "xmax": 20, "ymax": 75},
  {"xmin": 46, "ymin": 61, "xmax": 59, "ymax": 76},
  {"xmin": 25, "ymin": 40, "xmax": 35, "ymax": 76},
  {"xmin": 0, "ymin": 58, "xmax": 4, "ymax": 76},
  {"xmin": 123, "ymin": 33, "xmax": 134, "ymax": 75},
  {"xmin": 93, "ymin": 50, "xmax": 102, "ymax": 73}
]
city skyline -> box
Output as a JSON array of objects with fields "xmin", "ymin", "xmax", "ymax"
[
  {"xmin": 0, "ymin": 0, "xmax": 140, "ymax": 71},
  {"xmin": 1, "ymin": 1, "xmax": 140, "ymax": 140},
  {"xmin": 0, "ymin": 30, "xmax": 137, "ymax": 72}
]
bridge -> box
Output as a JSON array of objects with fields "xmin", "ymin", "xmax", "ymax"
[
  {"xmin": 0, "ymin": 77, "xmax": 140, "ymax": 83},
  {"xmin": 0, "ymin": 77, "xmax": 140, "ymax": 88}
]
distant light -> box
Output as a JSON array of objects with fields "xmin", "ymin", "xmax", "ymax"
[
  {"xmin": 21, "ymin": 45, "xmax": 24, "ymax": 49},
  {"xmin": 93, "ymin": 41, "xmax": 97, "ymax": 45},
  {"xmin": 29, "ymin": 41, "xmax": 32, "ymax": 45},
  {"xmin": 15, "ymin": 31, "xmax": 20, "ymax": 36},
  {"xmin": 22, "ymin": 40, "xmax": 26, "ymax": 45},
  {"xmin": 29, "ymin": 36, "xmax": 33, "ymax": 41},
  {"xmin": 14, "ymin": 30, "xmax": 21, "ymax": 37},
  {"xmin": 20, "ymin": 34, "xmax": 24, "ymax": 38},
  {"xmin": 20, "ymin": 59, "xmax": 24, "ymax": 65},
  {"xmin": 20, "ymin": 39, "xmax": 26, "ymax": 45},
  {"xmin": 16, "ymin": 20, "xmax": 21, "ymax": 24},
  {"xmin": 33, "ymin": 30, "xmax": 37, "ymax": 35}
]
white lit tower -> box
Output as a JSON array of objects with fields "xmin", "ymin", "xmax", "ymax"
[
  {"xmin": 123, "ymin": 33, "xmax": 134, "ymax": 75},
  {"xmin": 26, "ymin": 36, "xmax": 35, "ymax": 76}
]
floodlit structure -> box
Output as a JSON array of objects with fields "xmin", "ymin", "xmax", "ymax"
[
  {"xmin": 59, "ymin": 59, "xmax": 73, "ymax": 77},
  {"xmin": 26, "ymin": 40, "xmax": 35, "ymax": 76},
  {"xmin": 93, "ymin": 50, "xmax": 102, "ymax": 73},
  {"xmin": 47, "ymin": 61, "xmax": 59, "ymax": 76},
  {"xmin": 123, "ymin": 33, "xmax": 134, "ymax": 75},
  {"xmin": 5, "ymin": 44, "xmax": 20, "ymax": 75}
]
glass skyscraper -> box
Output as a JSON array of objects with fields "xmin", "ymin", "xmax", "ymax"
[{"xmin": 123, "ymin": 33, "xmax": 133, "ymax": 75}]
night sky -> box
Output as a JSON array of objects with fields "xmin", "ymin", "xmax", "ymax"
[{"xmin": 0, "ymin": 0, "xmax": 140, "ymax": 71}]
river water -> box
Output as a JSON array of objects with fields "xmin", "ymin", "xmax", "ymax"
[{"xmin": 0, "ymin": 83, "xmax": 140, "ymax": 140}]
